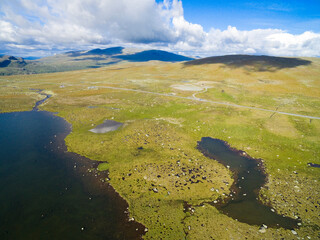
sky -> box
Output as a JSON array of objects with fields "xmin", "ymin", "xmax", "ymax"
[{"xmin": 0, "ymin": 0, "xmax": 320, "ymax": 57}]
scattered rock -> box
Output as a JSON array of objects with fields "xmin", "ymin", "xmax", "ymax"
[
  {"xmin": 153, "ymin": 188, "xmax": 158, "ymax": 193},
  {"xmin": 258, "ymin": 226, "xmax": 266, "ymax": 233}
]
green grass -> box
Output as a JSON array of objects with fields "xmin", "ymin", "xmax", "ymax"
[{"xmin": 97, "ymin": 162, "xmax": 110, "ymax": 171}]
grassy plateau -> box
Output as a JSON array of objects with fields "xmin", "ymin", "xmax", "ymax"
[{"xmin": 0, "ymin": 56, "xmax": 319, "ymax": 239}]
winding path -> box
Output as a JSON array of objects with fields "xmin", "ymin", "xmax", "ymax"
[
  {"xmin": 192, "ymin": 87, "xmax": 208, "ymax": 99},
  {"xmin": 97, "ymin": 86, "xmax": 320, "ymax": 120}
]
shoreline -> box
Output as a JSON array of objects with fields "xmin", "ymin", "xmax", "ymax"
[{"xmin": 49, "ymin": 115, "xmax": 146, "ymax": 239}]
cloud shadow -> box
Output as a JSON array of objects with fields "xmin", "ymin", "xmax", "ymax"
[{"xmin": 184, "ymin": 55, "xmax": 312, "ymax": 72}]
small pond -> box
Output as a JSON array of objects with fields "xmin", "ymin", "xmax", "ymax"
[
  {"xmin": 198, "ymin": 137, "xmax": 299, "ymax": 229},
  {"xmin": 90, "ymin": 120, "xmax": 123, "ymax": 134}
]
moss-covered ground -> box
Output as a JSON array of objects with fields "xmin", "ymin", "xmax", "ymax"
[{"xmin": 0, "ymin": 58, "xmax": 319, "ymax": 239}]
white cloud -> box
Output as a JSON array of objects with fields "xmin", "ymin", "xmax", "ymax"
[
  {"xmin": 0, "ymin": 20, "xmax": 17, "ymax": 42},
  {"xmin": 0, "ymin": 0, "xmax": 177, "ymax": 55},
  {"xmin": 170, "ymin": 25, "xmax": 320, "ymax": 57},
  {"xmin": 0, "ymin": 0, "xmax": 320, "ymax": 57}
]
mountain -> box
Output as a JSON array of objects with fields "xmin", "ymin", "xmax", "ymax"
[
  {"xmin": 0, "ymin": 47, "xmax": 195, "ymax": 75},
  {"xmin": 85, "ymin": 47, "xmax": 124, "ymax": 56},
  {"xmin": 24, "ymin": 56, "xmax": 41, "ymax": 60},
  {"xmin": 65, "ymin": 47, "xmax": 193, "ymax": 62},
  {"xmin": 0, "ymin": 55, "xmax": 27, "ymax": 68},
  {"xmin": 67, "ymin": 47, "xmax": 124, "ymax": 57},
  {"xmin": 0, "ymin": 50, "xmax": 314, "ymax": 76},
  {"xmin": 0, "ymin": 47, "xmax": 127, "ymax": 75},
  {"xmin": 116, "ymin": 50, "xmax": 194, "ymax": 62}
]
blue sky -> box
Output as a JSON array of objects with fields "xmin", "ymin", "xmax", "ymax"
[
  {"xmin": 181, "ymin": 0, "xmax": 320, "ymax": 33},
  {"xmin": 0, "ymin": 0, "xmax": 320, "ymax": 57}
]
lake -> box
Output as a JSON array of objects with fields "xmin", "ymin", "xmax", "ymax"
[{"xmin": 0, "ymin": 110, "xmax": 143, "ymax": 240}]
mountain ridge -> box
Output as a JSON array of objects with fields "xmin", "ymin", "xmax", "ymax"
[
  {"xmin": 0, "ymin": 48, "xmax": 315, "ymax": 75},
  {"xmin": 0, "ymin": 55, "xmax": 27, "ymax": 68}
]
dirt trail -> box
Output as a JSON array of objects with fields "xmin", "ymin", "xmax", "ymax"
[{"xmin": 95, "ymin": 86, "xmax": 320, "ymax": 120}]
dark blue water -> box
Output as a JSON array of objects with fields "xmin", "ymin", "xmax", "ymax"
[
  {"xmin": 198, "ymin": 137, "xmax": 298, "ymax": 229},
  {"xmin": 0, "ymin": 111, "xmax": 143, "ymax": 240}
]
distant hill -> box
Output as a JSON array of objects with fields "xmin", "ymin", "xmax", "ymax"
[
  {"xmin": 0, "ymin": 55, "xmax": 27, "ymax": 68},
  {"xmin": 67, "ymin": 47, "xmax": 124, "ymax": 57},
  {"xmin": 85, "ymin": 47, "xmax": 124, "ymax": 56},
  {"xmin": 0, "ymin": 47, "xmax": 196, "ymax": 75},
  {"xmin": 184, "ymin": 54, "xmax": 311, "ymax": 72},
  {"xmin": 65, "ymin": 47, "xmax": 193, "ymax": 62},
  {"xmin": 24, "ymin": 56, "xmax": 41, "ymax": 60},
  {"xmin": 1, "ymin": 51, "xmax": 313, "ymax": 75},
  {"xmin": 116, "ymin": 50, "xmax": 194, "ymax": 62}
]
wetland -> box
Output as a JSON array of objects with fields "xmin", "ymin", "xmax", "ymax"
[{"xmin": 0, "ymin": 56, "xmax": 319, "ymax": 239}]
